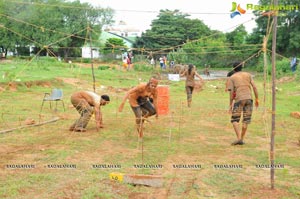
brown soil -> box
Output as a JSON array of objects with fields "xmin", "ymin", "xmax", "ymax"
[
  {"xmin": 0, "ymin": 80, "xmax": 56, "ymax": 91},
  {"xmin": 277, "ymin": 76, "xmax": 296, "ymax": 83}
]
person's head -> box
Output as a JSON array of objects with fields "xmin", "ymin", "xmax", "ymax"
[
  {"xmin": 233, "ymin": 61, "xmax": 243, "ymax": 72},
  {"xmin": 188, "ymin": 64, "xmax": 194, "ymax": 75},
  {"xmin": 100, "ymin": 95, "xmax": 110, "ymax": 106},
  {"xmin": 148, "ymin": 77, "xmax": 159, "ymax": 90}
]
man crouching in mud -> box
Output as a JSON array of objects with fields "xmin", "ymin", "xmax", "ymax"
[{"xmin": 118, "ymin": 77, "xmax": 159, "ymax": 137}]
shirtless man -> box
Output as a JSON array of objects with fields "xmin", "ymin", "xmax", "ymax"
[
  {"xmin": 228, "ymin": 63, "xmax": 259, "ymax": 145},
  {"xmin": 118, "ymin": 77, "xmax": 158, "ymax": 136},
  {"xmin": 69, "ymin": 91, "xmax": 110, "ymax": 132}
]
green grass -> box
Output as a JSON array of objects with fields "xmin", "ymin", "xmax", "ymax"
[{"xmin": 0, "ymin": 59, "xmax": 300, "ymax": 198}]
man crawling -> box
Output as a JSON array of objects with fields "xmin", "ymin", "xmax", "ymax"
[
  {"xmin": 69, "ymin": 91, "xmax": 110, "ymax": 132},
  {"xmin": 118, "ymin": 77, "xmax": 159, "ymax": 136}
]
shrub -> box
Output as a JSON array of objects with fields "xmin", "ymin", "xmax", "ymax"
[
  {"xmin": 98, "ymin": 66, "xmax": 110, "ymax": 70},
  {"xmin": 133, "ymin": 63, "xmax": 154, "ymax": 72}
]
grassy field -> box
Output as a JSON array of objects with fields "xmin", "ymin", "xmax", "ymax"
[{"xmin": 0, "ymin": 58, "xmax": 300, "ymax": 199}]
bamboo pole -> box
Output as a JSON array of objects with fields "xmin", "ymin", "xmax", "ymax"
[
  {"xmin": 88, "ymin": 26, "xmax": 96, "ymax": 92},
  {"xmin": 271, "ymin": 0, "xmax": 278, "ymax": 189},
  {"xmin": 0, "ymin": 117, "xmax": 60, "ymax": 134}
]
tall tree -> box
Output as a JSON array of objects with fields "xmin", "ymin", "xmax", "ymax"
[
  {"xmin": 248, "ymin": 0, "xmax": 300, "ymax": 56},
  {"xmin": 226, "ymin": 25, "xmax": 248, "ymax": 47},
  {"xmin": 0, "ymin": 0, "xmax": 114, "ymax": 58},
  {"xmin": 133, "ymin": 9, "xmax": 211, "ymax": 57}
]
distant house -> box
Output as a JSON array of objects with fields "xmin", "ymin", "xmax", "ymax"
[
  {"xmin": 82, "ymin": 21, "xmax": 141, "ymax": 58},
  {"xmin": 81, "ymin": 47, "xmax": 100, "ymax": 59}
]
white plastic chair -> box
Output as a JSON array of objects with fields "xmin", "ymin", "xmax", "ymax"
[{"xmin": 40, "ymin": 88, "xmax": 65, "ymax": 112}]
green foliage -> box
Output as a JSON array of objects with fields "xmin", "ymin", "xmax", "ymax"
[
  {"xmin": 168, "ymin": 48, "xmax": 188, "ymax": 64},
  {"xmin": 97, "ymin": 65, "xmax": 110, "ymax": 70},
  {"xmin": 169, "ymin": 27, "xmax": 259, "ymax": 68},
  {"xmin": 255, "ymin": 55, "xmax": 292, "ymax": 76},
  {"xmin": 133, "ymin": 9, "xmax": 211, "ymax": 56},
  {"xmin": 250, "ymin": 0, "xmax": 300, "ymax": 56},
  {"xmin": 103, "ymin": 38, "xmax": 127, "ymax": 54},
  {"xmin": 0, "ymin": 58, "xmax": 69, "ymax": 83},
  {"xmin": 0, "ymin": 0, "xmax": 114, "ymax": 58},
  {"xmin": 82, "ymin": 58, "xmax": 91, "ymax": 63},
  {"xmin": 276, "ymin": 59, "xmax": 291, "ymax": 74},
  {"xmin": 133, "ymin": 63, "xmax": 154, "ymax": 72}
]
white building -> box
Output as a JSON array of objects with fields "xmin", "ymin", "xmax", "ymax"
[
  {"xmin": 104, "ymin": 20, "xmax": 142, "ymax": 38},
  {"xmin": 81, "ymin": 47, "xmax": 100, "ymax": 59},
  {"xmin": 81, "ymin": 21, "xmax": 141, "ymax": 59}
]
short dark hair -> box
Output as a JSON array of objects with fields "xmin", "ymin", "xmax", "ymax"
[
  {"xmin": 227, "ymin": 70, "xmax": 235, "ymax": 77},
  {"xmin": 233, "ymin": 62, "xmax": 243, "ymax": 72},
  {"xmin": 101, "ymin": 95, "xmax": 110, "ymax": 101}
]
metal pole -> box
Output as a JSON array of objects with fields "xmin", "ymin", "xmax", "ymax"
[{"xmin": 271, "ymin": 1, "xmax": 278, "ymax": 189}]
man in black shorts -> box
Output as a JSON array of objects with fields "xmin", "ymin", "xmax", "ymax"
[
  {"xmin": 228, "ymin": 62, "xmax": 259, "ymax": 145},
  {"xmin": 118, "ymin": 77, "xmax": 158, "ymax": 137}
]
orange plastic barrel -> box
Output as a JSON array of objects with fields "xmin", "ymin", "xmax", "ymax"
[{"xmin": 156, "ymin": 85, "xmax": 169, "ymax": 115}]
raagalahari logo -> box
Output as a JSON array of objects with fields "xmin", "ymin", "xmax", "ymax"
[
  {"xmin": 230, "ymin": 2, "xmax": 299, "ymax": 18},
  {"xmin": 230, "ymin": 2, "xmax": 246, "ymax": 18}
]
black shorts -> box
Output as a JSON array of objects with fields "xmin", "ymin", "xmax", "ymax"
[
  {"xmin": 131, "ymin": 100, "xmax": 156, "ymax": 119},
  {"xmin": 231, "ymin": 99, "xmax": 253, "ymax": 124}
]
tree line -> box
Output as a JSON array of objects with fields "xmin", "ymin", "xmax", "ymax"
[
  {"xmin": 0, "ymin": 0, "xmax": 114, "ymax": 59},
  {"xmin": 134, "ymin": 5, "xmax": 300, "ymax": 68},
  {"xmin": 1, "ymin": 0, "xmax": 299, "ymax": 69}
]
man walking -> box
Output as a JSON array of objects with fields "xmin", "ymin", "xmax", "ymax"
[{"xmin": 228, "ymin": 62, "xmax": 259, "ymax": 145}]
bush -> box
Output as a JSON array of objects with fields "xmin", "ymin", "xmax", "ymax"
[
  {"xmin": 98, "ymin": 66, "xmax": 110, "ymax": 70},
  {"xmin": 255, "ymin": 56, "xmax": 291, "ymax": 76},
  {"xmin": 82, "ymin": 58, "xmax": 91, "ymax": 63},
  {"xmin": 133, "ymin": 63, "xmax": 154, "ymax": 72},
  {"xmin": 276, "ymin": 60, "xmax": 290, "ymax": 74}
]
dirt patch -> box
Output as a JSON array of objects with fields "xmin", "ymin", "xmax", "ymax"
[
  {"xmin": 106, "ymin": 86, "xmax": 130, "ymax": 93},
  {"xmin": 8, "ymin": 82, "xmax": 17, "ymax": 91},
  {"xmin": 76, "ymin": 62, "xmax": 117, "ymax": 69},
  {"xmin": 277, "ymin": 76, "xmax": 296, "ymax": 83},
  {"xmin": 56, "ymin": 77, "xmax": 86, "ymax": 87},
  {"xmin": 0, "ymin": 59, "xmax": 12, "ymax": 63},
  {"xmin": 244, "ymin": 187, "xmax": 292, "ymax": 199},
  {"xmin": 57, "ymin": 77, "xmax": 130, "ymax": 93},
  {"xmin": 128, "ymin": 189, "xmax": 167, "ymax": 199},
  {"xmin": 0, "ymin": 80, "xmax": 58, "ymax": 91}
]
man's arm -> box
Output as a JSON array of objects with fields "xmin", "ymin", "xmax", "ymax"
[
  {"xmin": 118, "ymin": 86, "xmax": 139, "ymax": 112},
  {"xmin": 228, "ymin": 79, "xmax": 234, "ymax": 112},
  {"xmin": 250, "ymin": 79, "xmax": 259, "ymax": 108},
  {"xmin": 229, "ymin": 91, "xmax": 234, "ymax": 113},
  {"xmin": 94, "ymin": 104, "xmax": 101, "ymax": 130}
]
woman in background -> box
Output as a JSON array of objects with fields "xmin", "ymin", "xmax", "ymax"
[{"xmin": 180, "ymin": 64, "xmax": 204, "ymax": 107}]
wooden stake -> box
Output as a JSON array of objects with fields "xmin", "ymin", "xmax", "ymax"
[
  {"xmin": 88, "ymin": 26, "xmax": 96, "ymax": 93},
  {"xmin": 271, "ymin": 0, "xmax": 278, "ymax": 189}
]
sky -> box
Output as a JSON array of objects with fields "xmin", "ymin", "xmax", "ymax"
[{"xmin": 80, "ymin": 0, "xmax": 259, "ymax": 33}]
